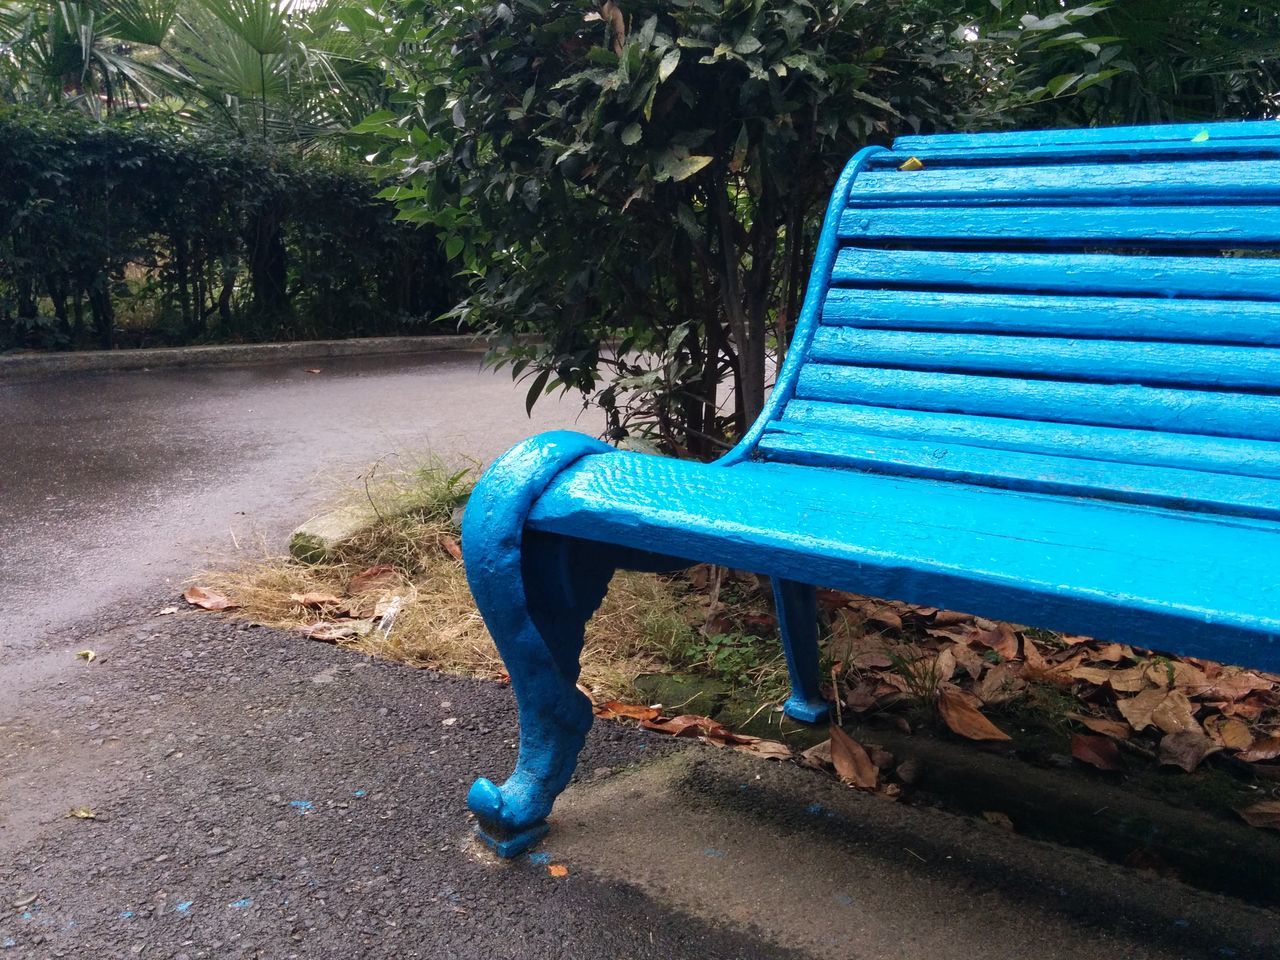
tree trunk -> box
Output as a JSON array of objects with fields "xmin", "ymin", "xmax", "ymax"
[
  {"xmin": 247, "ymin": 207, "xmax": 289, "ymax": 326},
  {"xmin": 88, "ymin": 273, "xmax": 115, "ymax": 349}
]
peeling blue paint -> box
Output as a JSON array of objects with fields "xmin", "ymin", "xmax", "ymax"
[
  {"xmin": 175, "ymin": 901, "xmax": 193, "ymax": 914},
  {"xmin": 527, "ymin": 852, "xmax": 551, "ymax": 866},
  {"xmin": 118, "ymin": 912, "xmax": 135, "ymax": 920},
  {"xmin": 289, "ymin": 800, "xmax": 314, "ymax": 814},
  {"xmin": 1, "ymin": 938, "xmax": 15, "ymax": 949},
  {"xmin": 228, "ymin": 898, "xmax": 253, "ymax": 909},
  {"xmin": 353, "ymin": 789, "xmax": 367, "ymax": 798},
  {"xmin": 806, "ymin": 803, "xmax": 824, "ymax": 815}
]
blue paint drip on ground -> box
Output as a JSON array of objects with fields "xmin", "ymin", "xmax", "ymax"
[
  {"xmin": 20, "ymin": 911, "xmax": 36, "ymax": 922},
  {"xmin": 228, "ymin": 898, "xmax": 253, "ymax": 909},
  {"xmin": 1, "ymin": 938, "xmax": 15, "ymax": 949},
  {"xmin": 806, "ymin": 803, "xmax": 824, "ymax": 815},
  {"xmin": 703, "ymin": 847, "xmax": 726, "ymax": 859},
  {"xmin": 118, "ymin": 912, "xmax": 134, "ymax": 920},
  {"xmin": 289, "ymin": 800, "xmax": 314, "ymax": 814},
  {"xmin": 527, "ymin": 852, "xmax": 551, "ymax": 865},
  {"xmin": 175, "ymin": 901, "xmax": 193, "ymax": 914},
  {"xmin": 353, "ymin": 789, "xmax": 367, "ymax": 798}
]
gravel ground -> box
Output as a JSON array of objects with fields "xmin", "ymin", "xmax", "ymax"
[{"xmin": 0, "ymin": 605, "xmax": 794, "ymax": 960}]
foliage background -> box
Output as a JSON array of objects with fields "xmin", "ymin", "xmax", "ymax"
[
  {"xmin": 0, "ymin": 109, "xmax": 460, "ymax": 350},
  {"xmin": 3, "ymin": 0, "xmax": 1280, "ymax": 444}
]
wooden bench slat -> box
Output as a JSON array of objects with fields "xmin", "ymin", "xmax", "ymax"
[
  {"xmin": 831, "ymin": 247, "xmax": 1280, "ymax": 300},
  {"xmin": 866, "ymin": 140, "xmax": 1280, "ymax": 166},
  {"xmin": 808, "ymin": 325, "xmax": 1280, "ymax": 389},
  {"xmin": 527, "ymin": 454, "xmax": 1280, "ymax": 670},
  {"xmin": 849, "ymin": 159, "xmax": 1280, "ymax": 205},
  {"xmin": 779, "ymin": 400, "xmax": 1280, "ymax": 480},
  {"xmin": 795, "ymin": 364, "xmax": 1280, "ymax": 441},
  {"xmin": 821, "ymin": 287, "xmax": 1280, "ymax": 345},
  {"xmin": 838, "ymin": 205, "xmax": 1280, "ymax": 245},
  {"xmin": 892, "ymin": 119, "xmax": 1280, "ymax": 152},
  {"xmin": 756, "ymin": 424, "xmax": 1280, "ymax": 521}
]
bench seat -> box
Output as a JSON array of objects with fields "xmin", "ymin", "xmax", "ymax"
[{"xmin": 529, "ymin": 451, "xmax": 1280, "ymax": 670}]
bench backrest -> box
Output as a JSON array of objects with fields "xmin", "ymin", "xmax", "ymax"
[{"xmin": 739, "ymin": 120, "xmax": 1280, "ymax": 522}]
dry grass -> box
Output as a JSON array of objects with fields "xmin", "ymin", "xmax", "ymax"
[{"xmin": 198, "ymin": 456, "xmax": 691, "ymax": 700}]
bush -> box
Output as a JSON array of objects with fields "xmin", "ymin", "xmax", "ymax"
[{"xmin": 0, "ymin": 109, "xmax": 462, "ymax": 350}]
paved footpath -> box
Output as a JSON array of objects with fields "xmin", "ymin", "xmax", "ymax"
[{"xmin": 2, "ymin": 355, "xmax": 1277, "ymax": 958}]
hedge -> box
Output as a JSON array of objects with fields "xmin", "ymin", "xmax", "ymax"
[{"xmin": 0, "ymin": 109, "xmax": 460, "ymax": 351}]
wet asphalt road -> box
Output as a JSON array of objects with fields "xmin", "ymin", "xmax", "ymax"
[
  {"xmin": 1, "ymin": 608, "xmax": 796, "ymax": 959},
  {"xmin": 0, "ymin": 352, "xmax": 599, "ymax": 648}
]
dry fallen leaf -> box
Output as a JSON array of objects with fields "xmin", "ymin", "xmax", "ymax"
[
  {"xmin": 183, "ymin": 585, "xmax": 238, "ymax": 611},
  {"xmin": 937, "ymin": 687, "xmax": 1011, "ymax": 742},
  {"xmin": 441, "ymin": 536, "xmax": 464, "ymax": 562},
  {"xmin": 798, "ymin": 738, "xmax": 832, "ymax": 771},
  {"xmin": 68, "ymin": 807, "xmax": 96, "ymax": 820},
  {"xmin": 299, "ymin": 620, "xmax": 374, "ymax": 642},
  {"xmin": 157, "ymin": 605, "xmax": 179, "ymax": 616},
  {"xmin": 290, "ymin": 592, "xmax": 347, "ymax": 610},
  {"xmin": 348, "ymin": 565, "xmax": 398, "ymax": 595},
  {"xmin": 641, "ymin": 714, "xmax": 727, "ymax": 739},
  {"xmin": 1194, "ymin": 670, "xmax": 1273, "ymax": 703},
  {"xmin": 1204, "ymin": 715, "xmax": 1254, "ymax": 751},
  {"xmin": 305, "ymin": 368, "xmax": 322, "ymax": 374},
  {"xmin": 1158, "ymin": 730, "xmax": 1221, "ymax": 773},
  {"xmin": 1238, "ymin": 800, "xmax": 1280, "ymax": 830},
  {"xmin": 1238, "ymin": 736, "xmax": 1280, "ymax": 763},
  {"xmin": 1085, "ymin": 643, "xmax": 1130, "ymax": 663},
  {"xmin": 1116, "ymin": 688, "xmax": 1199, "ymax": 735},
  {"xmin": 829, "ymin": 724, "xmax": 878, "ymax": 789},
  {"xmin": 75, "ymin": 649, "xmax": 96, "ymax": 664},
  {"xmin": 1071, "ymin": 663, "xmax": 1148, "ymax": 693},
  {"xmin": 970, "ymin": 623, "xmax": 1019, "ymax": 660},
  {"xmin": 975, "ymin": 665, "xmax": 1025, "ymax": 706},
  {"xmin": 1066, "ymin": 713, "xmax": 1131, "ymax": 740},
  {"xmin": 594, "ymin": 700, "xmax": 661, "ymax": 722},
  {"xmin": 734, "ymin": 738, "xmax": 793, "ymax": 760},
  {"xmin": 1070, "ymin": 734, "xmax": 1122, "ymax": 772},
  {"xmin": 547, "ymin": 864, "xmax": 569, "ymax": 877}
]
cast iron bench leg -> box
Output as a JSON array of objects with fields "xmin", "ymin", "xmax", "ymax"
[
  {"xmin": 466, "ymin": 530, "xmax": 615, "ymax": 856},
  {"xmin": 774, "ymin": 578, "xmax": 829, "ymax": 723},
  {"xmin": 461, "ymin": 433, "xmax": 618, "ymax": 857}
]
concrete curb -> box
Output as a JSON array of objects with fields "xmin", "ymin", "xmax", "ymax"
[{"xmin": 0, "ymin": 334, "xmax": 483, "ymax": 381}]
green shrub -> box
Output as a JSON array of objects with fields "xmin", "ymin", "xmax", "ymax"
[{"xmin": 0, "ymin": 109, "xmax": 462, "ymax": 350}]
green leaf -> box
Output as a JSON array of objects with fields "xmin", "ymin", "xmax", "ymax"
[
  {"xmin": 658, "ymin": 47, "xmax": 680, "ymax": 82},
  {"xmin": 445, "ymin": 236, "xmax": 464, "ymax": 261},
  {"xmin": 1045, "ymin": 72, "xmax": 1084, "ymax": 97},
  {"xmin": 621, "ymin": 123, "xmax": 642, "ymax": 146},
  {"xmin": 524, "ymin": 367, "xmax": 551, "ymax": 416},
  {"xmin": 665, "ymin": 154, "xmax": 712, "ymax": 182}
]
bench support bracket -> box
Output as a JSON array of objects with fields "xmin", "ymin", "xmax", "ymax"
[{"xmin": 775, "ymin": 578, "xmax": 830, "ymax": 723}]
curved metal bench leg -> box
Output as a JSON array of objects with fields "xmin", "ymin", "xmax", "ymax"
[
  {"xmin": 774, "ymin": 578, "xmax": 829, "ymax": 724},
  {"xmin": 466, "ymin": 531, "xmax": 615, "ymax": 856}
]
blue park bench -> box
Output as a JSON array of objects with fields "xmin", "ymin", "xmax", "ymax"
[{"xmin": 461, "ymin": 119, "xmax": 1280, "ymax": 856}]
